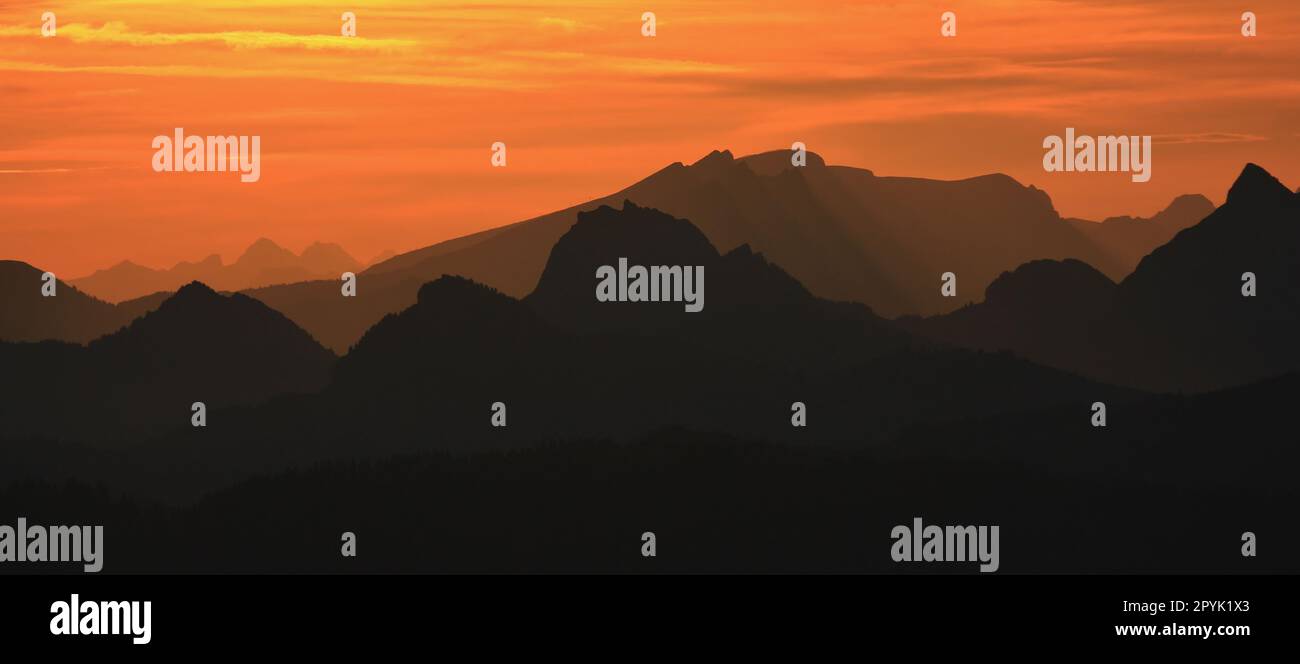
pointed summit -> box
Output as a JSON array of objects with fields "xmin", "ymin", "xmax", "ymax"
[
  {"xmin": 244, "ymin": 237, "xmax": 283, "ymax": 251},
  {"xmin": 1226, "ymin": 163, "xmax": 1293, "ymax": 206},
  {"xmin": 688, "ymin": 149, "xmax": 736, "ymax": 176},
  {"xmin": 172, "ymin": 280, "xmax": 218, "ymax": 298},
  {"xmin": 95, "ymin": 279, "xmax": 335, "ymax": 374},
  {"xmin": 299, "ymin": 241, "xmax": 360, "ymax": 275},
  {"xmin": 691, "ymin": 149, "xmax": 734, "ymax": 167},
  {"xmin": 154, "ymin": 281, "xmax": 223, "ymax": 315},
  {"xmin": 4, "ymin": 273, "xmax": 340, "ymax": 441},
  {"xmin": 1153, "ymin": 194, "xmax": 1215, "ymax": 223},
  {"xmin": 235, "ymin": 237, "xmax": 297, "ymax": 267}
]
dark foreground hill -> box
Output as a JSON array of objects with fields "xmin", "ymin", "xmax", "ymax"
[
  {"xmin": 0, "ymin": 282, "xmax": 336, "ymax": 442},
  {"xmin": 7, "ymin": 371, "xmax": 1295, "ymax": 573},
  {"xmin": 3, "ymin": 402, "xmax": 1294, "ymax": 573}
]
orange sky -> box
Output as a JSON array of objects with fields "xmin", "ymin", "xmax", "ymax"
[{"xmin": 3, "ymin": 0, "xmax": 1299, "ymax": 277}]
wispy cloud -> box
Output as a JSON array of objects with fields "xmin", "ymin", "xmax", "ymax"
[
  {"xmin": 1154, "ymin": 133, "xmax": 1270, "ymax": 145},
  {"xmin": 0, "ymin": 21, "xmax": 421, "ymax": 51},
  {"xmin": 0, "ymin": 58, "xmax": 529, "ymax": 89},
  {"xmin": 537, "ymin": 17, "xmax": 594, "ymax": 33}
]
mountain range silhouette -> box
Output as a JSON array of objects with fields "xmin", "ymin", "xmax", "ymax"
[
  {"xmin": 0, "ymin": 201, "xmax": 1133, "ymax": 457},
  {"xmin": 222, "ymin": 202, "xmax": 1125, "ymax": 462},
  {"xmin": 905, "ymin": 163, "xmax": 1300, "ymax": 391},
  {"xmin": 1, "ymin": 154, "xmax": 1296, "ymax": 573},
  {"xmin": 0, "ymin": 281, "xmax": 334, "ymax": 442},
  {"xmin": 68, "ymin": 238, "xmax": 367, "ymax": 303},
  {"xmin": 237, "ymin": 149, "xmax": 1212, "ymax": 352}
]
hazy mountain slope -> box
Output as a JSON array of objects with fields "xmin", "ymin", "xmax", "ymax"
[
  {"xmin": 308, "ymin": 203, "xmax": 1134, "ymax": 452},
  {"xmin": 906, "ymin": 163, "xmax": 1299, "ymax": 392},
  {"xmin": 70, "ymin": 254, "xmax": 223, "ymax": 303},
  {"xmin": 0, "ymin": 260, "xmax": 163, "ymax": 343},
  {"xmin": 247, "ymin": 149, "xmax": 1198, "ymax": 352},
  {"xmin": 1063, "ymin": 194, "xmax": 1214, "ymax": 271},
  {"xmin": 69, "ymin": 239, "xmax": 364, "ymax": 303}
]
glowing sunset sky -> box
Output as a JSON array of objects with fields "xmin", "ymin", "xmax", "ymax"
[{"xmin": 2, "ymin": 0, "xmax": 1298, "ymax": 276}]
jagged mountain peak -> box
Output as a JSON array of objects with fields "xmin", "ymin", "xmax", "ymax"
[{"xmin": 1226, "ymin": 163, "xmax": 1293, "ymax": 207}]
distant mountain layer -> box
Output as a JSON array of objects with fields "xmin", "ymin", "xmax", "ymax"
[
  {"xmin": 903, "ymin": 163, "xmax": 1299, "ymax": 392},
  {"xmin": 245, "ymin": 149, "xmax": 1211, "ymax": 352},
  {"xmin": 68, "ymin": 239, "xmax": 364, "ymax": 303}
]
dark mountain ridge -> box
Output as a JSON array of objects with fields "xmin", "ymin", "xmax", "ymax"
[
  {"xmin": 0, "ymin": 203, "xmax": 1138, "ymax": 504},
  {"xmin": 242, "ymin": 149, "xmax": 1209, "ymax": 353},
  {"xmin": 0, "ymin": 260, "xmax": 167, "ymax": 343},
  {"xmin": 0, "ymin": 281, "xmax": 336, "ymax": 443},
  {"xmin": 120, "ymin": 203, "xmax": 1138, "ymax": 490},
  {"xmin": 905, "ymin": 163, "xmax": 1299, "ymax": 392}
]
